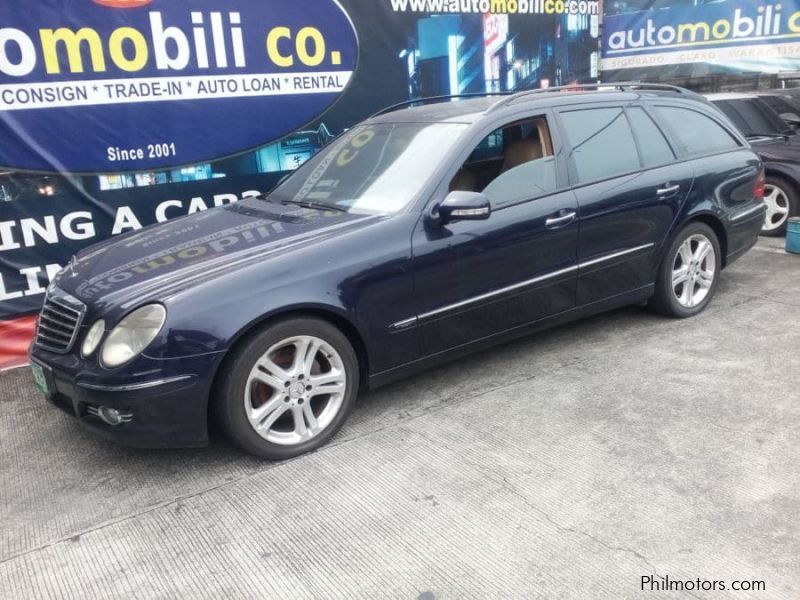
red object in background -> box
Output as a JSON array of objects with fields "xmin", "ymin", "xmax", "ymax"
[
  {"xmin": 93, "ymin": 0, "xmax": 153, "ymax": 8},
  {"xmin": 0, "ymin": 315, "xmax": 37, "ymax": 370}
]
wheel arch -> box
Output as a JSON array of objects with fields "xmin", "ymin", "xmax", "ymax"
[
  {"xmin": 223, "ymin": 304, "xmax": 370, "ymax": 383},
  {"xmin": 764, "ymin": 164, "xmax": 800, "ymax": 188},
  {"xmin": 206, "ymin": 305, "xmax": 372, "ymax": 433},
  {"xmin": 681, "ymin": 212, "xmax": 729, "ymax": 269}
]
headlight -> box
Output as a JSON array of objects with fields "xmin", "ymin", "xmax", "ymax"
[
  {"xmin": 101, "ymin": 304, "xmax": 166, "ymax": 368},
  {"xmin": 81, "ymin": 320, "xmax": 105, "ymax": 357}
]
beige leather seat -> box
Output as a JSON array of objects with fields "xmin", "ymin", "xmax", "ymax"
[
  {"xmin": 449, "ymin": 168, "xmax": 477, "ymax": 192},
  {"xmin": 450, "ymin": 136, "xmax": 544, "ymax": 192},
  {"xmin": 502, "ymin": 138, "xmax": 544, "ymax": 172}
]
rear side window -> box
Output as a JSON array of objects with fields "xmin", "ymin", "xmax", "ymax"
[
  {"xmin": 560, "ymin": 107, "xmax": 640, "ymax": 184},
  {"xmin": 655, "ymin": 106, "xmax": 740, "ymax": 157},
  {"xmin": 627, "ymin": 107, "xmax": 675, "ymax": 167}
]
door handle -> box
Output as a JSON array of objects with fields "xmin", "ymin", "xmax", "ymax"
[
  {"xmin": 657, "ymin": 184, "xmax": 681, "ymax": 197},
  {"xmin": 545, "ymin": 210, "xmax": 577, "ymax": 229}
]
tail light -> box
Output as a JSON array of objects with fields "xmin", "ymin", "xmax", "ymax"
[{"xmin": 754, "ymin": 169, "xmax": 766, "ymax": 200}]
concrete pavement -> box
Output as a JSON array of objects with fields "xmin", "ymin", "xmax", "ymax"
[{"xmin": 1, "ymin": 237, "xmax": 798, "ymax": 599}]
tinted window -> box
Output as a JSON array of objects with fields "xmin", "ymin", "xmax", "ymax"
[
  {"xmin": 656, "ymin": 106, "xmax": 740, "ymax": 156},
  {"xmin": 483, "ymin": 157, "xmax": 557, "ymax": 209},
  {"xmin": 450, "ymin": 117, "xmax": 558, "ymax": 209},
  {"xmin": 627, "ymin": 107, "xmax": 675, "ymax": 167},
  {"xmin": 712, "ymin": 99, "xmax": 791, "ymax": 136},
  {"xmin": 560, "ymin": 107, "xmax": 640, "ymax": 183},
  {"xmin": 758, "ymin": 95, "xmax": 798, "ymax": 116}
]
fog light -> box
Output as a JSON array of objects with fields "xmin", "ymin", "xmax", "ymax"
[
  {"xmin": 99, "ymin": 407, "xmax": 123, "ymax": 426},
  {"xmin": 87, "ymin": 405, "xmax": 133, "ymax": 426}
]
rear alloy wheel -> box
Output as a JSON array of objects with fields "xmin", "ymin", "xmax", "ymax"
[
  {"xmin": 650, "ymin": 222, "xmax": 721, "ymax": 318},
  {"xmin": 671, "ymin": 234, "xmax": 716, "ymax": 310},
  {"xmin": 761, "ymin": 177, "xmax": 798, "ymax": 237},
  {"xmin": 216, "ymin": 318, "xmax": 358, "ymax": 460}
]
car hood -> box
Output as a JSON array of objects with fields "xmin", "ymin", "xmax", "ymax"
[{"xmin": 55, "ymin": 198, "xmax": 381, "ymax": 306}]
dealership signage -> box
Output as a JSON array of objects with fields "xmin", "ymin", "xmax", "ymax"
[
  {"xmin": 0, "ymin": 174, "xmax": 276, "ymax": 308},
  {"xmin": 0, "ymin": 0, "xmax": 358, "ymax": 172},
  {"xmin": 602, "ymin": 0, "xmax": 800, "ymax": 72},
  {"xmin": 0, "ymin": 0, "xmax": 600, "ymax": 368}
]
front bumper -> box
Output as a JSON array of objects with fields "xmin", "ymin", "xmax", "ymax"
[{"xmin": 29, "ymin": 347, "xmax": 224, "ymax": 448}]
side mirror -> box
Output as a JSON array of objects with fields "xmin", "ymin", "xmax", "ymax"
[{"xmin": 437, "ymin": 191, "xmax": 491, "ymax": 224}]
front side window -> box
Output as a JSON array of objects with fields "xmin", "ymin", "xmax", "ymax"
[
  {"xmin": 656, "ymin": 105, "xmax": 741, "ymax": 156},
  {"xmin": 449, "ymin": 116, "xmax": 557, "ymax": 209},
  {"xmin": 560, "ymin": 107, "xmax": 640, "ymax": 184},
  {"xmin": 270, "ymin": 122, "xmax": 468, "ymax": 214}
]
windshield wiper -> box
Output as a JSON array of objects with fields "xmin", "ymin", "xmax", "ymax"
[
  {"xmin": 254, "ymin": 193, "xmax": 348, "ymax": 213},
  {"xmin": 278, "ymin": 198, "xmax": 348, "ymax": 213}
]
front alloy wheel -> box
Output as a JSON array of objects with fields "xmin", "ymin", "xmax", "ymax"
[
  {"xmin": 245, "ymin": 336, "xmax": 347, "ymax": 446},
  {"xmin": 215, "ymin": 317, "xmax": 358, "ymax": 460}
]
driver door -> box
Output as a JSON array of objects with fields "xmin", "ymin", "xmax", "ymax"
[{"xmin": 407, "ymin": 113, "xmax": 580, "ymax": 357}]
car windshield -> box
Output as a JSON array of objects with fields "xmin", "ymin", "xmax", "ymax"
[
  {"xmin": 712, "ymin": 99, "xmax": 792, "ymax": 136},
  {"xmin": 759, "ymin": 94, "xmax": 800, "ymax": 116},
  {"xmin": 266, "ymin": 122, "xmax": 468, "ymax": 214}
]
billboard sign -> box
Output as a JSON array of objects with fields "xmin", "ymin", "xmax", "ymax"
[
  {"xmin": 0, "ymin": 0, "xmax": 358, "ymax": 173},
  {"xmin": 0, "ymin": 0, "xmax": 600, "ymax": 368},
  {"xmin": 602, "ymin": 0, "xmax": 800, "ymax": 73},
  {"xmin": 484, "ymin": 13, "xmax": 510, "ymax": 55}
]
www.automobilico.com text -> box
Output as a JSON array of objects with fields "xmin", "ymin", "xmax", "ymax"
[{"xmin": 388, "ymin": 0, "xmax": 600, "ymax": 15}]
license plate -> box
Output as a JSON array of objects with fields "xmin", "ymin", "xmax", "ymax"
[{"xmin": 31, "ymin": 363, "xmax": 50, "ymax": 395}]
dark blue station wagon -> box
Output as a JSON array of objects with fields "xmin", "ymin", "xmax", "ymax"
[{"xmin": 30, "ymin": 84, "xmax": 766, "ymax": 459}]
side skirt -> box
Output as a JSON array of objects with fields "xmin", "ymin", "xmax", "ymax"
[{"xmin": 367, "ymin": 284, "xmax": 655, "ymax": 390}]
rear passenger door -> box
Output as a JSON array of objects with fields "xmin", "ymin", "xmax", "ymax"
[{"xmin": 557, "ymin": 104, "xmax": 694, "ymax": 306}]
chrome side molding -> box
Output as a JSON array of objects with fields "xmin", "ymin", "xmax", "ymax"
[{"xmin": 390, "ymin": 243, "xmax": 656, "ymax": 330}]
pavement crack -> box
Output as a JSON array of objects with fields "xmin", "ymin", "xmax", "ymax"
[
  {"xmin": 409, "ymin": 429, "xmax": 706, "ymax": 600},
  {"xmin": 493, "ymin": 476, "xmax": 706, "ymax": 600},
  {"xmin": 705, "ymin": 421, "xmax": 772, "ymax": 436}
]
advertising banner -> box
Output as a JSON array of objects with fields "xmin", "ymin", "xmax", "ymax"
[
  {"xmin": 602, "ymin": 0, "xmax": 800, "ymax": 74},
  {"xmin": 0, "ymin": 0, "xmax": 599, "ymax": 366}
]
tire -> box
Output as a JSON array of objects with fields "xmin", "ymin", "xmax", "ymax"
[
  {"xmin": 214, "ymin": 317, "xmax": 359, "ymax": 460},
  {"xmin": 650, "ymin": 222, "xmax": 722, "ymax": 319},
  {"xmin": 761, "ymin": 175, "xmax": 799, "ymax": 237}
]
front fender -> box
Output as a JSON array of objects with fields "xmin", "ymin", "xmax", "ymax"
[
  {"xmin": 764, "ymin": 161, "xmax": 800, "ymax": 186},
  {"xmin": 144, "ymin": 276, "xmax": 367, "ymax": 360}
]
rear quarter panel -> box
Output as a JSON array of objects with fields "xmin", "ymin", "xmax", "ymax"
[{"xmin": 682, "ymin": 149, "xmax": 763, "ymax": 262}]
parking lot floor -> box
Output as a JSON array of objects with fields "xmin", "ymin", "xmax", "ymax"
[{"xmin": 1, "ymin": 237, "xmax": 798, "ymax": 599}]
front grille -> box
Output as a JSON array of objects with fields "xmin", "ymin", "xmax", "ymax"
[{"xmin": 35, "ymin": 289, "xmax": 86, "ymax": 354}]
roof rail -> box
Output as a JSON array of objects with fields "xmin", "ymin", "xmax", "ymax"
[
  {"xmin": 370, "ymin": 92, "xmax": 512, "ymax": 118},
  {"xmin": 486, "ymin": 82, "xmax": 698, "ymax": 113}
]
